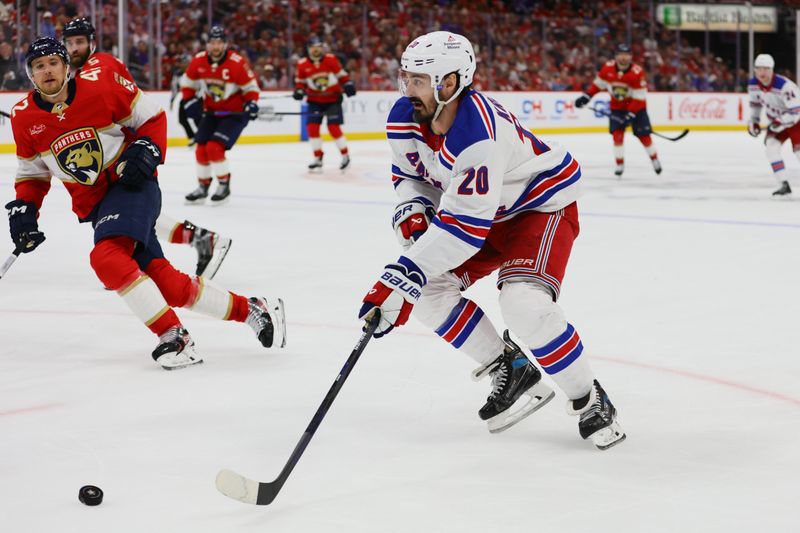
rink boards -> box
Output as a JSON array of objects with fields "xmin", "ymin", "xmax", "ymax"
[{"xmin": 0, "ymin": 90, "xmax": 748, "ymax": 152}]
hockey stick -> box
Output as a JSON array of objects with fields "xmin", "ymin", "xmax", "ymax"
[
  {"xmin": 0, "ymin": 248, "xmax": 21, "ymax": 280},
  {"xmin": 0, "ymin": 109, "xmax": 10, "ymax": 118},
  {"xmin": 212, "ymin": 109, "xmax": 310, "ymax": 120},
  {"xmin": 215, "ymin": 311, "xmax": 382, "ymax": 505},
  {"xmin": 258, "ymin": 93, "xmax": 294, "ymax": 100},
  {"xmin": 587, "ymin": 106, "xmax": 689, "ymax": 142}
]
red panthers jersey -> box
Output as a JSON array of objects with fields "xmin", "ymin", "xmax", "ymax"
[
  {"xmin": 180, "ymin": 50, "xmax": 259, "ymax": 113},
  {"xmin": 587, "ymin": 61, "xmax": 648, "ymax": 112},
  {"xmin": 79, "ymin": 51, "xmax": 136, "ymax": 82},
  {"xmin": 295, "ymin": 54, "xmax": 351, "ymax": 104},
  {"xmin": 10, "ymin": 66, "xmax": 166, "ymax": 220}
]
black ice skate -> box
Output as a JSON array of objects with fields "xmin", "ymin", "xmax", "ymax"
[
  {"xmin": 210, "ymin": 181, "xmax": 231, "ymax": 204},
  {"xmin": 308, "ymin": 155, "xmax": 323, "ymax": 171},
  {"xmin": 185, "ymin": 182, "xmax": 210, "ymax": 204},
  {"xmin": 652, "ymin": 159, "xmax": 662, "ymax": 175},
  {"xmin": 152, "ymin": 326, "xmax": 203, "ymax": 370},
  {"xmin": 772, "ymin": 180, "xmax": 792, "ymax": 196},
  {"xmin": 246, "ymin": 297, "xmax": 287, "ymax": 348},
  {"xmin": 190, "ymin": 225, "xmax": 232, "ymax": 279},
  {"xmin": 339, "ymin": 154, "xmax": 351, "ymax": 171},
  {"xmin": 567, "ymin": 379, "xmax": 625, "ymax": 450},
  {"xmin": 614, "ymin": 162, "xmax": 624, "ymax": 177},
  {"xmin": 473, "ymin": 331, "xmax": 555, "ymax": 433}
]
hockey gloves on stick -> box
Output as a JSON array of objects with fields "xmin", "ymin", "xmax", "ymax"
[
  {"xmin": 292, "ymin": 88, "xmax": 305, "ymax": 101},
  {"xmin": 747, "ymin": 121, "xmax": 761, "ymax": 137},
  {"xmin": 181, "ymin": 96, "xmax": 203, "ymax": 121},
  {"xmin": 392, "ymin": 197, "xmax": 436, "ymax": 250},
  {"xmin": 343, "ymin": 81, "xmax": 356, "ymax": 97},
  {"xmin": 5, "ymin": 200, "xmax": 45, "ymax": 253},
  {"xmin": 359, "ymin": 257, "xmax": 426, "ymax": 338},
  {"xmin": 244, "ymin": 100, "xmax": 260, "ymax": 121},
  {"xmin": 116, "ymin": 137, "xmax": 162, "ymax": 189},
  {"xmin": 575, "ymin": 93, "xmax": 590, "ymax": 108}
]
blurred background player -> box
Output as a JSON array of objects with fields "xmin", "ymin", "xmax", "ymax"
[
  {"xmin": 8, "ymin": 37, "xmax": 285, "ymax": 370},
  {"xmin": 358, "ymin": 31, "xmax": 625, "ymax": 450},
  {"xmin": 181, "ymin": 26, "xmax": 261, "ymax": 205},
  {"xmin": 293, "ymin": 35, "xmax": 356, "ymax": 171},
  {"xmin": 575, "ymin": 43, "xmax": 661, "ymax": 178},
  {"xmin": 63, "ymin": 17, "xmax": 231, "ymax": 278},
  {"xmin": 747, "ymin": 53, "xmax": 800, "ymax": 197}
]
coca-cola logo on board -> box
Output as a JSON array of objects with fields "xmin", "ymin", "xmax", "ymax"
[{"xmin": 678, "ymin": 97, "xmax": 727, "ymax": 119}]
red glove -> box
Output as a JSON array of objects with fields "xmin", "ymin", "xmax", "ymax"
[
  {"xmin": 392, "ymin": 197, "xmax": 436, "ymax": 250},
  {"xmin": 358, "ymin": 257, "xmax": 426, "ymax": 338}
]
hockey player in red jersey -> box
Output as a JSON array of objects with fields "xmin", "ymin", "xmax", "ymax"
[
  {"xmin": 62, "ymin": 17, "xmax": 232, "ymax": 278},
  {"xmin": 7, "ymin": 37, "xmax": 286, "ymax": 370},
  {"xmin": 180, "ymin": 26, "xmax": 260, "ymax": 204},
  {"xmin": 294, "ymin": 35, "xmax": 356, "ymax": 171},
  {"xmin": 575, "ymin": 43, "xmax": 661, "ymax": 177}
]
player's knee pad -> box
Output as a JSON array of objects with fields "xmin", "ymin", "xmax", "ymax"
[
  {"xmin": 145, "ymin": 258, "xmax": 197, "ymax": 308},
  {"xmin": 414, "ymin": 273, "xmax": 465, "ymax": 330},
  {"xmin": 205, "ymin": 140, "xmax": 226, "ymax": 162},
  {"xmin": 637, "ymin": 134, "xmax": 653, "ymax": 146},
  {"xmin": 328, "ymin": 123, "xmax": 343, "ymax": 138},
  {"xmin": 307, "ymin": 122, "xmax": 321, "ymax": 138},
  {"xmin": 499, "ymin": 281, "xmax": 567, "ymax": 349},
  {"xmin": 89, "ymin": 237, "xmax": 140, "ymax": 290},
  {"xmin": 195, "ymin": 143, "xmax": 209, "ymax": 164},
  {"xmin": 612, "ymin": 130, "xmax": 625, "ymax": 145}
]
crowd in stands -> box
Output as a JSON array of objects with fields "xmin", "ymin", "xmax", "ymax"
[{"xmin": 0, "ymin": 0, "xmax": 794, "ymax": 94}]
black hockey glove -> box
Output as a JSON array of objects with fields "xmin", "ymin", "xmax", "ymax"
[
  {"xmin": 5, "ymin": 199, "xmax": 45, "ymax": 253},
  {"xmin": 244, "ymin": 100, "xmax": 260, "ymax": 121},
  {"xmin": 343, "ymin": 81, "xmax": 356, "ymax": 97},
  {"xmin": 181, "ymin": 96, "xmax": 203, "ymax": 121},
  {"xmin": 293, "ymin": 88, "xmax": 305, "ymax": 101},
  {"xmin": 575, "ymin": 93, "xmax": 590, "ymax": 108},
  {"xmin": 116, "ymin": 137, "xmax": 162, "ymax": 189}
]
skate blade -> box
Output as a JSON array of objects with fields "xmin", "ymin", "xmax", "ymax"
[
  {"xmin": 184, "ymin": 198, "xmax": 207, "ymax": 206},
  {"xmin": 205, "ymin": 237, "xmax": 232, "ymax": 280},
  {"xmin": 487, "ymin": 384, "xmax": 555, "ymax": 434},
  {"xmin": 160, "ymin": 358, "xmax": 204, "ymax": 371},
  {"xmin": 209, "ymin": 197, "xmax": 230, "ymax": 206},
  {"xmin": 273, "ymin": 298, "xmax": 287, "ymax": 348},
  {"xmin": 589, "ymin": 421, "xmax": 626, "ymax": 450}
]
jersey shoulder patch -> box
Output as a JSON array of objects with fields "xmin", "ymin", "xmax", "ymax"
[
  {"xmin": 230, "ymin": 52, "xmax": 243, "ymax": 63},
  {"xmin": 194, "ymin": 51, "xmax": 207, "ymax": 59},
  {"xmin": 440, "ymin": 91, "xmax": 495, "ymax": 168},
  {"xmin": 773, "ymin": 75, "xmax": 788, "ymax": 90},
  {"xmin": 631, "ymin": 64, "xmax": 642, "ymax": 74}
]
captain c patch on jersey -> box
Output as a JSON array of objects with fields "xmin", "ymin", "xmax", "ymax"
[{"xmin": 51, "ymin": 127, "xmax": 104, "ymax": 185}]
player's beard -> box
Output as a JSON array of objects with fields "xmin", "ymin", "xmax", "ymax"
[
  {"xmin": 70, "ymin": 50, "xmax": 89, "ymax": 70},
  {"xmin": 409, "ymin": 97, "xmax": 433, "ymax": 124}
]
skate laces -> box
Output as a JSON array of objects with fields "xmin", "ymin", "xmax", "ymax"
[
  {"xmin": 159, "ymin": 326, "xmax": 188, "ymax": 348},
  {"xmin": 486, "ymin": 357, "xmax": 511, "ymax": 400},
  {"xmin": 246, "ymin": 299, "xmax": 271, "ymax": 331}
]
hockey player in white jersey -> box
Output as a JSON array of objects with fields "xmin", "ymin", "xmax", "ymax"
[
  {"xmin": 358, "ymin": 31, "xmax": 625, "ymax": 450},
  {"xmin": 748, "ymin": 53, "xmax": 800, "ymax": 196}
]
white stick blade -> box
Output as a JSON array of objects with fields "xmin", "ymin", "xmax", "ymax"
[{"xmin": 215, "ymin": 469, "xmax": 260, "ymax": 504}]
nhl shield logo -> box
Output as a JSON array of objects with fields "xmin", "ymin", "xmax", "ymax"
[{"xmin": 51, "ymin": 127, "xmax": 104, "ymax": 185}]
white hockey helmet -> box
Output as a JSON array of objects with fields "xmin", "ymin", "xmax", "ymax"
[
  {"xmin": 754, "ymin": 54, "xmax": 775, "ymax": 69},
  {"xmin": 400, "ymin": 31, "xmax": 476, "ymax": 106}
]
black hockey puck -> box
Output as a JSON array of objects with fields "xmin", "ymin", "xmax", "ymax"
[{"xmin": 78, "ymin": 485, "xmax": 103, "ymax": 506}]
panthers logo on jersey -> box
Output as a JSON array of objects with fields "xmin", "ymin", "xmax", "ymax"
[
  {"xmin": 207, "ymin": 82, "xmax": 226, "ymax": 101},
  {"xmin": 51, "ymin": 127, "xmax": 104, "ymax": 185},
  {"xmin": 611, "ymin": 84, "xmax": 630, "ymax": 101},
  {"xmin": 311, "ymin": 74, "xmax": 331, "ymax": 91}
]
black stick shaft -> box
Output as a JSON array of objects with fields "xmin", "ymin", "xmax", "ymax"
[
  {"xmin": 255, "ymin": 313, "xmax": 381, "ymax": 505},
  {"xmin": 587, "ymin": 105, "xmax": 688, "ymax": 142}
]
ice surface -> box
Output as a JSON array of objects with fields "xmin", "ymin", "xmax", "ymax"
[{"xmin": 0, "ymin": 132, "xmax": 797, "ymax": 532}]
